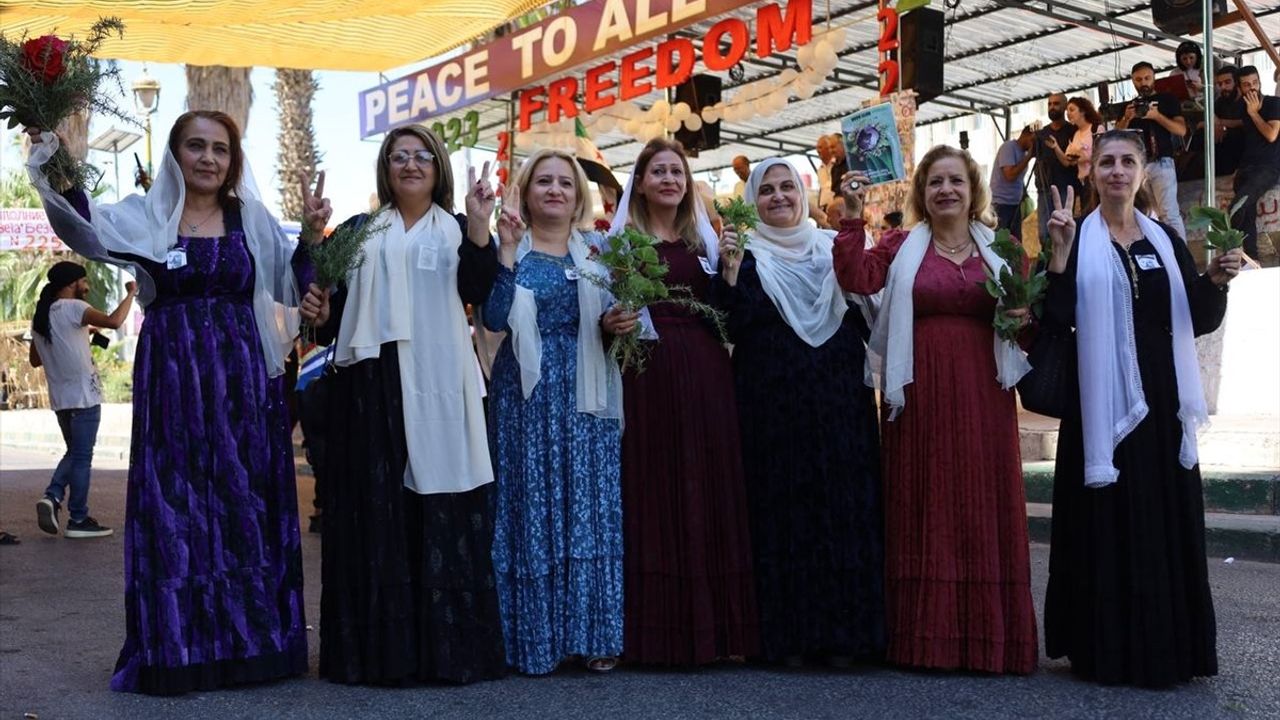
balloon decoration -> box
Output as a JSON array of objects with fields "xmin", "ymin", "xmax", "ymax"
[{"xmin": 515, "ymin": 25, "xmax": 847, "ymax": 150}]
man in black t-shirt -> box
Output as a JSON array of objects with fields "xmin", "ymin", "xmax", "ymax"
[
  {"xmin": 1211, "ymin": 65, "xmax": 1246, "ymax": 176},
  {"xmin": 1230, "ymin": 66, "xmax": 1280, "ymax": 261},
  {"xmin": 1118, "ymin": 61, "xmax": 1189, "ymax": 239},
  {"xmin": 1034, "ymin": 93, "xmax": 1078, "ymax": 243}
]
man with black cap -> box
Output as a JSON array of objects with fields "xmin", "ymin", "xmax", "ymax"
[{"xmin": 29, "ymin": 261, "xmax": 136, "ymax": 539}]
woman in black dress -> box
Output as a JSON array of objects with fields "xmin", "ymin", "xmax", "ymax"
[{"xmin": 1042, "ymin": 130, "xmax": 1244, "ymax": 687}]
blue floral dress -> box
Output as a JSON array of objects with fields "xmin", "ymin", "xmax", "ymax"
[{"xmin": 483, "ymin": 249, "xmax": 624, "ymax": 675}]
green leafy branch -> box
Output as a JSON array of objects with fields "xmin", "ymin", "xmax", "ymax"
[
  {"xmin": 980, "ymin": 228, "xmax": 1049, "ymax": 341},
  {"xmin": 713, "ymin": 196, "xmax": 759, "ymax": 250},
  {"xmin": 305, "ymin": 210, "xmax": 389, "ymax": 343},
  {"xmin": 1187, "ymin": 195, "xmax": 1249, "ymax": 252},
  {"xmin": 581, "ymin": 227, "xmax": 726, "ymax": 373}
]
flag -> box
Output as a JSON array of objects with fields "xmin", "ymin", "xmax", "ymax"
[{"xmin": 574, "ymin": 118, "xmax": 621, "ymax": 195}]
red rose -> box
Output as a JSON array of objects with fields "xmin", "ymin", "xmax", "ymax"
[{"xmin": 21, "ymin": 35, "xmax": 69, "ymax": 84}]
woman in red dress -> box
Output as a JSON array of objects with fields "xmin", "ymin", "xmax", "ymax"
[
  {"xmin": 833, "ymin": 146, "xmax": 1037, "ymax": 674},
  {"xmin": 609, "ymin": 138, "xmax": 759, "ymax": 665}
]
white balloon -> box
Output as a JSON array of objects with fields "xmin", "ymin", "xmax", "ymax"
[
  {"xmin": 779, "ymin": 68, "xmax": 799, "ymax": 85},
  {"xmin": 624, "ymin": 119, "xmax": 641, "ymax": 135},
  {"xmin": 685, "ymin": 114, "xmax": 703, "ymax": 132},
  {"xmin": 514, "ymin": 133, "xmax": 531, "ymax": 150},
  {"xmin": 595, "ymin": 114, "xmax": 616, "ymax": 133},
  {"xmin": 651, "ymin": 98, "xmax": 671, "ymax": 117},
  {"xmin": 794, "ymin": 79, "xmax": 816, "ymax": 99},
  {"xmin": 823, "ymin": 26, "xmax": 847, "ymax": 47},
  {"xmin": 797, "ymin": 43, "xmax": 815, "ymax": 67},
  {"xmin": 664, "ymin": 115, "xmax": 682, "ymax": 132},
  {"xmin": 701, "ymin": 106, "xmax": 720, "ymax": 123},
  {"xmin": 672, "ymin": 102, "xmax": 692, "ymax": 120}
]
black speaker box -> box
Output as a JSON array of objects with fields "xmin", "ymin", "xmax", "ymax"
[
  {"xmin": 899, "ymin": 8, "xmax": 944, "ymax": 105},
  {"xmin": 674, "ymin": 73, "xmax": 721, "ymax": 154},
  {"xmin": 1151, "ymin": 0, "xmax": 1226, "ymax": 36}
]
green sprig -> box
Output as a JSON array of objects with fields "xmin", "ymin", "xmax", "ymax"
[
  {"xmin": 713, "ymin": 196, "xmax": 759, "ymax": 250},
  {"xmin": 980, "ymin": 228, "xmax": 1050, "ymax": 341},
  {"xmin": 1187, "ymin": 195, "xmax": 1249, "ymax": 252},
  {"xmin": 311, "ymin": 210, "xmax": 388, "ymax": 289},
  {"xmin": 581, "ymin": 227, "xmax": 727, "ymax": 373}
]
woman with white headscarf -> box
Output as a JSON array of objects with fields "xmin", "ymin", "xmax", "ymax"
[
  {"xmin": 834, "ymin": 145, "xmax": 1038, "ymax": 674},
  {"xmin": 610, "ymin": 138, "xmax": 759, "ymax": 665},
  {"xmin": 301, "ymin": 125, "xmax": 506, "ymax": 685},
  {"xmin": 711, "ymin": 158, "xmax": 885, "ymax": 666},
  {"xmin": 27, "ymin": 112, "xmax": 320, "ymax": 694},
  {"xmin": 1042, "ymin": 130, "xmax": 1240, "ymax": 687},
  {"xmin": 481, "ymin": 148, "xmax": 624, "ymax": 674}
]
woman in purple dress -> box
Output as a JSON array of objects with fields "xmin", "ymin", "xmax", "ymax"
[
  {"xmin": 27, "ymin": 111, "xmax": 324, "ymax": 694},
  {"xmin": 608, "ymin": 138, "xmax": 759, "ymax": 665}
]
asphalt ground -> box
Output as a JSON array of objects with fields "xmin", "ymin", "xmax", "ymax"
[{"xmin": 2, "ymin": 447, "xmax": 1278, "ymax": 720}]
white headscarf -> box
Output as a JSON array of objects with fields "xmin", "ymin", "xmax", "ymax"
[
  {"xmin": 334, "ymin": 206, "xmax": 493, "ymax": 495},
  {"xmin": 742, "ymin": 158, "xmax": 848, "ymax": 347},
  {"xmin": 1075, "ymin": 208, "xmax": 1207, "ymax": 487},
  {"xmin": 867, "ymin": 220, "xmax": 1031, "ymax": 419},
  {"xmin": 606, "ymin": 167, "xmax": 719, "ymax": 339},
  {"xmin": 27, "ymin": 131, "xmax": 299, "ymax": 378},
  {"xmin": 499, "ymin": 229, "xmax": 622, "ymax": 422}
]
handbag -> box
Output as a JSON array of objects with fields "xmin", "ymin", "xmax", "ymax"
[{"xmin": 1017, "ymin": 323, "xmax": 1077, "ymax": 419}]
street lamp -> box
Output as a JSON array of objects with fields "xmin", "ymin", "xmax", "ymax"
[{"xmin": 131, "ymin": 66, "xmax": 161, "ymax": 178}]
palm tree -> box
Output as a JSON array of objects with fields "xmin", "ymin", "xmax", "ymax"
[
  {"xmin": 273, "ymin": 69, "xmax": 320, "ymax": 221},
  {"xmin": 184, "ymin": 65, "xmax": 254, "ymax": 136}
]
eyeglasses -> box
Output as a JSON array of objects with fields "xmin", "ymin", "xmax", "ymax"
[{"xmin": 387, "ymin": 149, "xmax": 434, "ymax": 167}]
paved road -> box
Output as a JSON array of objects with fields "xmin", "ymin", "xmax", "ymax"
[{"xmin": 2, "ymin": 447, "xmax": 1278, "ymax": 720}]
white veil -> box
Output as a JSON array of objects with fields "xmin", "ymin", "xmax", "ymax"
[{"xmin": 28, "ymin": 132, "xmax": 300, "ymax": 378}]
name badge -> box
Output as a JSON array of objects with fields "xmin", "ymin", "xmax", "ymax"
[
  {"xmin": 1134, "ymin": 254, "xmax": 1162, "ymax": 271},
  {"xmin": 417, "ymin": 245, "xmax": 438, "ymax": 271},
  {"xmin": 564, "ymin": 267, "xmax": 580, "ymax": 281},
  {"xmin": 165, "ymin": 248, "xmax": 187, "ymax": 270}
]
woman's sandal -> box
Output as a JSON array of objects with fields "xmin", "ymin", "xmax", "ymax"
[{"xmin": 585, "ymin": 655, "xmax": 619, "ymax": 673}]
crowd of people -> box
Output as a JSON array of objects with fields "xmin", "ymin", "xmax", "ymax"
[{"xmin": 15, "ymin": 53, "xmax": 1261, "ymax": 697}]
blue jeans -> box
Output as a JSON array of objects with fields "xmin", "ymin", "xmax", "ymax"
[{"xmin": 45, "ymin": 404, "xmax": 101, "ymax": 523}]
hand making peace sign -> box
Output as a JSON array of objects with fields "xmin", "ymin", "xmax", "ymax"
[
  {"xmin": 1045, "ymin": 185, "xmax": 1076, "ymax": 274},
  {"xmin": 299, "ymin": 170, "xmax": 331, "ymax": 245},
  {"xmin": 466, "ymin": 161, "xmax": 497, "ymax": 219}
]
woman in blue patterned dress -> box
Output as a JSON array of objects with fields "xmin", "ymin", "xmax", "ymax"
[
  {"xmin": 26, "ymin": 112, "xmax": 324, "ymax": 694},
  {"xmin": 482, "ymin": 149, "xmax": 628, "ymax": 674}
]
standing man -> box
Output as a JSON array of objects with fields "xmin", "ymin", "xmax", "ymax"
[
  {"xmin": 1117, "ymin": 61, "xmax": 1188, "ymax": 239},
  {"xmin": 1211, "ymin": 65, "xmax": 1245, "ymax": 177},
  {"xmin": 1034, "ymin": 93, "xmax": 1079, "ymax": 243},
  {"xmin": 731, "ymin": 155, "xmax": 751, "ymax": 199},
  {"xmin": 1230, "ymin": 66, "xmax": 1280, "ymax": 262},
  {"xmin": 815, "ymin": 134, "xmax": 836, "ymax": 208},
  {"xmin": 990, "ymin": 126, "xmax": 1035, "ymax": 236},
  {"xmin": 30, "ymin": 262, "xmax": 136, "ymax": 539}
]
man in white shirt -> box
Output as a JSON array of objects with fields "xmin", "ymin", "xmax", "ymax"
[
  {"xmin": 816, "ymin": 135, "xmax": 836, "ymax": 208},
  {"xmin": 29, "ymin": 262, "xmax": 135, "ymax": 539},
  {"xmin": 731, "ymin": 155, "xmax": 751, "ymax": 199}
]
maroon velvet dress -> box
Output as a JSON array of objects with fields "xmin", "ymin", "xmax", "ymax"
[
  {"xmin": 833, "ymin": 220, "xmax": 1037, "ymax": 674},
  {"xmin": 621, "ymin": 240, "xmax": 760, "ymax": 665}
]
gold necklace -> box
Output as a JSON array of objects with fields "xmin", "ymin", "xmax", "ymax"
[
  {"xmin": 181, "ymin": 206, "xmax": 221, "ymax": 233},
  {"xmin": 933, "ymin": 238, "xmax": 972, "ymax": 255}
]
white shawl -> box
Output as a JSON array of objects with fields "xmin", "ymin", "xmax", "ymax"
[
  {"xmin": 742, "ymin": 158, "xmax": 848, "ymax": 347},
  {"xmin": 334, "ymin": 205, "xmax": 493, "ymax": 495},
  {"xmin": 867, "ymin": 221, "xmax": 1031, "ymax": 419},
  {"xmin": 1075, "ymin": 209, "xmax": 1206, "ymax": 487},
  {"xmin": 27, "ymin": 132, "xmax": 299, "ymax": 377},
  {"xmin": 500, "ymin": 229, "xmax": 622, "ymax": 421}
]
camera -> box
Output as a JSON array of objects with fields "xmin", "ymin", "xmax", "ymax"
[{"xmin": 1133, "ymin": 99, "xmax": 1151, "ymax": 118}]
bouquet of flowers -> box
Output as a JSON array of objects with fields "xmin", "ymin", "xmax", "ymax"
[
  {"xmin": 584, "ymin": 227, "xmax": 726, "ymax": 373},
  {"xmin": 0, "ymin": 17, "xmax": 133, "ymax": 190},
  {"xmin": 981, "ymin": 228, "xmax": 1050, "ymax": 341},
  {"xmin": 713, "ymin": 196, "xmax": 759, "ymax": 250},
  {"xmin": 1187, "ymin": 195, "xmax": 1249, "ymax": 252}
]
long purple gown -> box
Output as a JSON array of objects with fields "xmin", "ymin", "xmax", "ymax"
[{"xmin": 109, "ymin": 206, "xmax": 307, "ymax": 693}]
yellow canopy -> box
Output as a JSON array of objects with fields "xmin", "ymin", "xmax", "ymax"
[{"xmin": 0, "ymin": 0, "xmax": 548, "ymax": 71}]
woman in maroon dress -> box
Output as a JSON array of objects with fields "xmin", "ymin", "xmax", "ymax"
[
  {"xmin": 833, "ymin": 146, "xmax": 1037, "ymax": 674},
  {"xmin": 608, "ymin": 138, "xmax": 759, "ymax": 665}
]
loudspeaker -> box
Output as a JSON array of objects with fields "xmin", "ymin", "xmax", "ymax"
[
  {"xmin": 674, "ymin": 74, "xmax": 721, "ymax": 155},
  {"xmin": 899, "ymin": 8, "xmax": 944, "ymax": 105},
  {"xmin": 1150, "ymin": 0, "xmax": 1225, "ymax": 36}
]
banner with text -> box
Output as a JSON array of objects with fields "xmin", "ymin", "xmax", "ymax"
[{"xmin": 0, "ymin": 208, "xmax": 68, "ymax": 251}]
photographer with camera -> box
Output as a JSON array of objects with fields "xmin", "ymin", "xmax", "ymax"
[
  {"xmin": 1117, "ymin": 61, "xmax": 1188, "ymax": 240},
  {"xmin": 29, "ymin": 261, "xmax": 136, "ymax": 539}
]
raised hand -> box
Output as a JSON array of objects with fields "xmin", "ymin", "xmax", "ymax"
[
  {"xmin": 466, "ymin": 161, "xmax": 497, "ymax": 219},
  {"xmin": 1244, "ymin": 90, "xmax": 1262, "ymax": 116},
  {"xmin": 1208, "ymin": 247, "xmax": 1244, "ymax": 286},
  {"xmin": 718, "ymin": 224, "xmax": 743, "ymax": 286},
  {"xmin": 840, "ymin": 172, "xmax": 871, "ymax": 217},
  {"xmin": 299, "ymin": 170, "xmax": 332, "ymax": 245},
  {"xmin": 1046, "ymin": 185, "xmax": 1076, "ymax": 274},
  {"xmin": 496, "ymin": 184, "xmax": 525, "ymax": 268}
]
